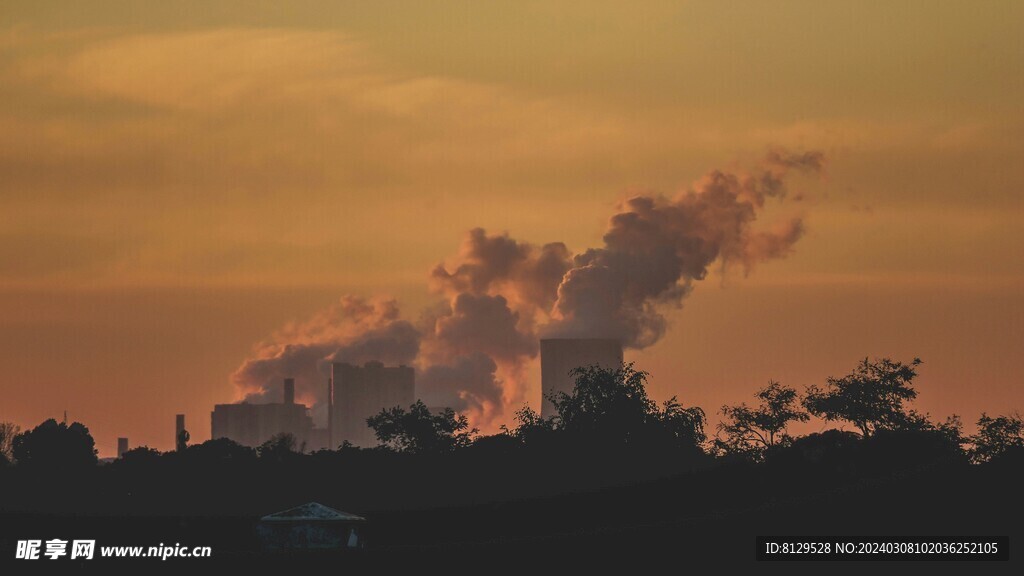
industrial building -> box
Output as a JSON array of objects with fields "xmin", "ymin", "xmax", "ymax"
[
  {"xmin": 331, "ymin": 361, "xmax": 415, "ymax": 448},
  {"xmin": 211, "ymin": 378, "xmax": 316, "ymax": 449},
  {"xmin": 540, "ymin": 338, "xmax": 624, "ymax": 418}
]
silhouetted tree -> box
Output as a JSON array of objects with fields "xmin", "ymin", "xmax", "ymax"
[
  {"xmin": 803, "ymin": 357, "xmax": 923, "ymax": 437},
  {"xmin": 258, "ymin": 433, "xmax": 299, "ymax": 461},
  {"xmin": 0, "ymin": 421, "xmax": 19, "ymax": 466},
  {"xmin": 501, "ymin": 406, "xmax": 557, "ymax": 446},
  {"xmin": 969, "ymin": 412, "xmax": 1024, "ymax": 463},
  {"xmin": 185, "ymin": 438, "xmax": 257, "ymax": 463},
  {"xmin": 715, "ymin": 381, "xmax": 809, "ymax": 459},
  {"xmin": 469, "ymin": 431, "xmax": 522, "ymax": 453},
  {"xmin": 656, "ymin": 396, "xmax": 709, "ymax": 449},
  {"xmin": 548, "ymin": 363, "xmax": 705, "ymax": 448},
  {"xmin": 787, "ymin": 429, "xmax": 862, "ymax": 464},
  {"xmin": 889, "ymin": 409, "xmax": 964, "ymax": 444},
  {"xmin": 12, "ymin": 419, "xmax": 98, "ymax": 468},
  {"xmin": 119, "ymin": 446, "xmax": 162, "ymax": 465},
  {"xmin": 368, "ymin": 401, "xmax": 477, "ymax": 453}
]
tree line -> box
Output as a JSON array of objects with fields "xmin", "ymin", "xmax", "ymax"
[{"xmin": 1, "ymin": 357, "xmax": 1022, "ymax": 471}]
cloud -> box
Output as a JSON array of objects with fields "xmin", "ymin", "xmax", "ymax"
[
  {"xmin": 231, "ymin": 296, "xmax": 420, "ymax": 407},
  {"xmin": 417, "ymin": 352, "xmax": 503, "ymax": 417},
  {"xmin": 60, "ymin": 29, "xmax": 367, "ymax": 111},
  {"xmin": 545, "ymin": 151, "xmax": 823, "ymax": 347},
  {"xmin": 431, "ymin": 228, "xmax": 571, "ymax": 317},
  {"xmin": 429, "ymin": 293, "xmax": 537, "ymax": 364}
]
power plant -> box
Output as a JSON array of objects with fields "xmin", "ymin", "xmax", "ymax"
[
  {"xmin": 332, "ymin": 362, "xmax": 415, "ymax": 448},
  {"xmin": 540, "ymin": 338, "xmax": 624, "ymax": 418},
  {"xmin": 211, "ymin": 381, "xmax": 317, "ymax": 449},
  {"xmin": 208, "ymin": 362, "xmax": 414, "ymax": 451},
  {"xmin": 119, "ymin": 341, "xmax": 619, "ymax": 454}
]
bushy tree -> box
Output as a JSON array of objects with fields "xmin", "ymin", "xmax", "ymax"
[
  {"xmin": 258, "ymin": 433, "xmax": 299, "ymax": 460},
  {"xmin": 715, "ymin": 381, "xmax": 809, "ymax": 459},
  {"xmin": 655, "ymin": 396, "xmax": 708, "ymax": 449},
  {"xmin": 890, "ymin": 410, "xmax": 964, "ymax": 445},
  {"xmin": 368, "ymin": 401, "xmax": 477, "ymax": 453},
  {"xmin": 969, "ymin": 413, "xmax": 1024, "ymax": 463},
  {"xmin": 12, "ymin": 419, "xmax": 98, "ymax": 468},
  {"xmin": 119, "ymin": 446, "xmax": 162, "ymax": 465},
  {"xmin": 502, "ymin": 406, "xmax": 557, "ymax": 446},
  {"xmin": 186, "ymin": 438, "xmax": 257, "ymax": 462},
  {"xmin": 803, "ymin": 357, "xmax": 923, "ymax": 438},
  {"xmin": 547, "ymin": 363, "xmax": 705, "ymax": 448}
]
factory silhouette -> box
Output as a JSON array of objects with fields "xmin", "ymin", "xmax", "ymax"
[
  {"xmin": 211, "ymin": 361, "xmax": 414, "ymax": 451},
  {"xmin": 6, "ymin": 349, "xmax": 1023, "ymax": 567},
  {"xmin": 121, "ymin": 338, "xmax": 624, "ymax": 456}
]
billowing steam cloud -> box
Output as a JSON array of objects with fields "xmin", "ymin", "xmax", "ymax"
[
  {"xmin": 232, "ymin": 296, "xmax": 419, "ymax": 420},
  {"xmin": 430, "ymin": 228, "xmax": 572, "ymax": 320},
  {"xmin": 231, "ymin": 150, "xmax": 823, "ymax": 429},
  {"xmin": 418, "ymin": 352, "xmax": 503, "ymax": 423},
  {"xmin": 546, "ymin": 150, "xmax": 823, "ymax": 347}
]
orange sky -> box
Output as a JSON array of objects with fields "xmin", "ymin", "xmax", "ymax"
[{"xmin": 1, "ymin": 2, "xmax": 1022, "ymax": 456}]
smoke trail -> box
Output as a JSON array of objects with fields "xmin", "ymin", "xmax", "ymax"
[
  {"xmin": 417, "ymin": 352, "xmax": 503, "ymax": 421},
  {"xmin": 430, "ymin": 228, "xmax": 572, "ymax": 320},
  {"xmin": 231, "ymin": 296, "xmax": 419, "ymax": 408},
  {"xmin": 545, "ymin": 150, "xmax": 823, "ymax": 347},
  {"xmin": 230, "ymin": 150, "xmax": 823, "ymax": 428}
]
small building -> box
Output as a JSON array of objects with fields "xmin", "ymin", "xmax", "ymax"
[{"xmin": 256, "ymin": 502, "xmax": 366, "ymax": 551}]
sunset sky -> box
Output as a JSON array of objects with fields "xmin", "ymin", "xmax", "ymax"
[{"xmin": 1, "ymin": 2, "xmax": 1022, "ymax": 456}]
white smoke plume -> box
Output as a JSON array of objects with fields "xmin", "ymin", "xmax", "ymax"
[
  {"xmin": 232, "ymin": 296, "xmax": 419, "ymax": 406},
  {"xmin": 231, "ymin": 150, "xmax": 823, "ymax": 430},
  {"xmin": 546, "ymin": 150, "xmax": 823, "ymax": 347}
]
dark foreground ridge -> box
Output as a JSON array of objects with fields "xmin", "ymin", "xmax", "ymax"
[
  {"xmin": 1, "ymin": 360, "xmax": 1022, "ymax": 568},
  {"xmin": 0, "ymin": 449, "xmax": 1021, "ymax": 568}
]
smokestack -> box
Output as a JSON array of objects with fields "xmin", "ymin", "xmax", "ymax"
[
  {"xmin": 175, "ymin": 414, "xmax": 187, "ymax": 452},
  {"xmin": 117, "ymin": 437, "xmax": 128, "ymax": 459},
  {"xmin": 327, "ymin": 377, "xmax": 334, "ymax": 450},
  {"xmin": 284, "ymin": 378, "xmax": 295, "ymax": 405}
]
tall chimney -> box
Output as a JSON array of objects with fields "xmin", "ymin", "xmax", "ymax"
[
  {"xmin": 284, "ymin": 378, "xmax": 295, "ymax": 405},
  {"xmin": 175, "ymin": 414, "xmax": 187, "ymax": 451},
  {"xmin": 117, "ymin": 437, "xmax": 129, "ymax": 459},
  {"xmin": 327, "ymin": 377, "xmax": 334, "ymax": 450}
]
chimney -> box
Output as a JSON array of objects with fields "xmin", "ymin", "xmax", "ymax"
[
  {"xmin": 175, "ymin": 414, "xmax": 187, "ymax": 451},
  {"xmin": 117, "ymin": 437, "xmax": 129, "ymax": 459},
  {"xmin": 327, "ymin": 377, "xmax": 334, "ymax": 450},
  {"xmin": 284, "ymin": 378, "xmax": 295, "ymax": 405}
]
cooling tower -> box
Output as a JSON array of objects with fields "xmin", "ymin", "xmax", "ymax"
[
  {"xmin": 332, "ymin": 361, "xmax": 414, "ymax": 448},
  {"xmin": 540, "ymin": 338, "xmax": 623, "ymax": 418}
]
